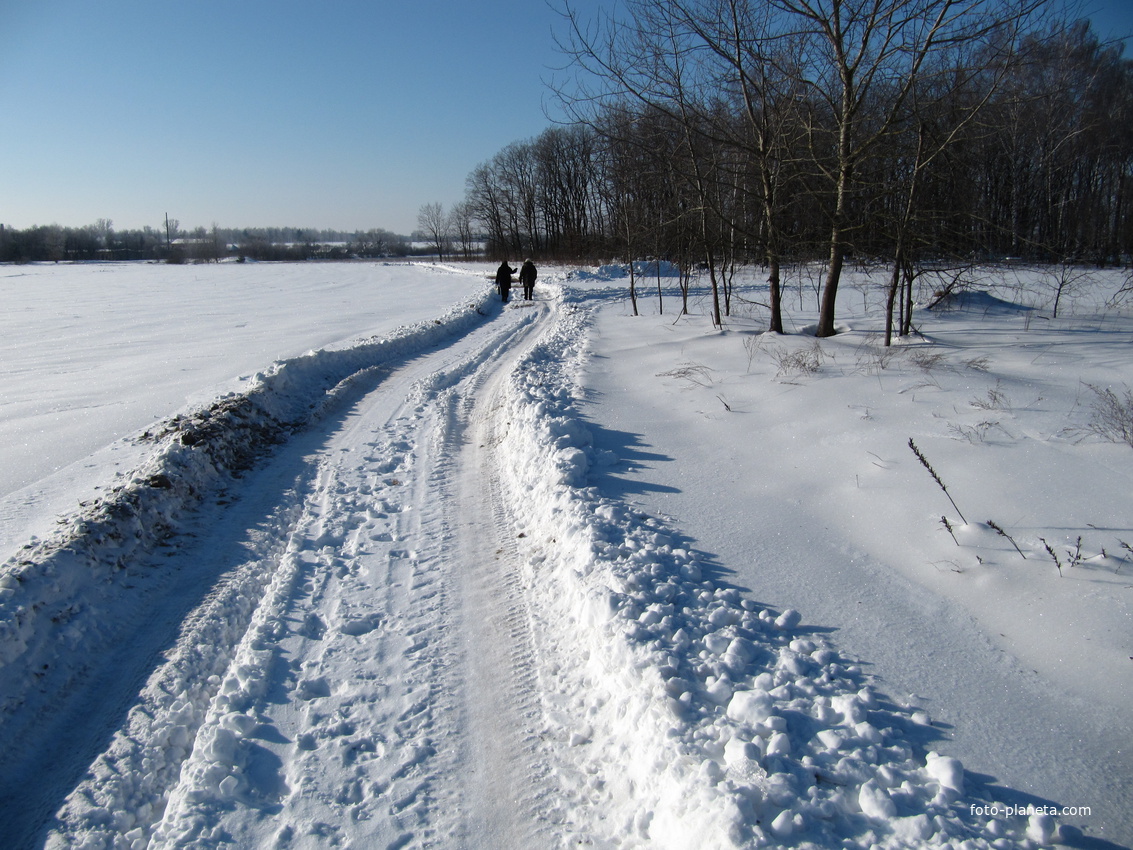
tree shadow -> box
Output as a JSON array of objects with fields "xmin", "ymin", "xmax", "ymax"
[
  {"xmin": 571, "ymin": 379, "xmax": 1130, "ymax": 848},
  {"xmin": 577, "ymin": 385, "xmax": 681, "ymax": 503}
]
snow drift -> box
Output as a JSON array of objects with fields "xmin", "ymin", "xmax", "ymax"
[
  {"xmin": 494, "ymin": 290, "xmax": 1046, "ymax": 848},
  {"xmin": 0, "ymin": 288, "xmax": 498, "ymax": 761}
]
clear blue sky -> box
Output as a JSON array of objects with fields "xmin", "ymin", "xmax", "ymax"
[{"xmin": 2, "ymin": 0, "xmax": 1131, "ymax": 237}]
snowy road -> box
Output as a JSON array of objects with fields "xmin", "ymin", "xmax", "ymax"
[
  {"xmin": 4, "ymin": 294, "xmax": 566, "ymax": 847},
  {"xmin": 138, "ymin": 301, "xmax": 552, "ymax": 846},
  {"xmin": 1, "ymin": 265, "xmax": 1114, "ymax": 849}
]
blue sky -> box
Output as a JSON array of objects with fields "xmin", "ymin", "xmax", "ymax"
[{"xmin": 2, "ymin": 0, "xmax": 1131, "ymax": 237}]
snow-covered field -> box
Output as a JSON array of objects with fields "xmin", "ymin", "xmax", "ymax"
[
  {"xmin": 0, "ymin": 261, "xmax": 479, "ymax": 551},
  {"xmin": 0, "ymin": 260, "xmax": 1129, "ymax": 849}
]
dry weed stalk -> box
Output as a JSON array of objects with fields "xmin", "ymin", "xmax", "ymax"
[
  {"xmin": 988, "ymin": 519, "xmax": 1026, "ymax": 559},
  {"xmin": 1039, "ymin": 538, "xmax": 1064, "ymax": 576},
  {"xmin": 908, "ymin": 439, "xmax": 967, "ymax": 524},
  {"xmin": 940, "ymin": 516, "xmax": 959, "ymax": 546}
]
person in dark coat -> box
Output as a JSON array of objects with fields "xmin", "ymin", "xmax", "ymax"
[
  {"xmin": 495, "ymin": 260, "xmax": 516, "ymax": 302},
  {"xmin": 519, "ymin": 258, "xmax": 537, "ymax": 300}
]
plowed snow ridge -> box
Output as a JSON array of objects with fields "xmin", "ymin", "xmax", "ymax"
[{"xmin": 2, "ymin": 278, "xmax": 1044, "ymax": 848}]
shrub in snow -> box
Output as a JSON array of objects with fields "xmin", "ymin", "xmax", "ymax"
[{"xmin": 1078, "ymin": 383, "xmax": 1133, "ymax": 448}]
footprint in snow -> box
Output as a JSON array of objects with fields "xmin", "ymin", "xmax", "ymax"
[
  {"xmin": 339, "ymin": 613, "xmax": 381, "ymax": 636},
  {"xmin": 295, "ymin": 676, "xmax": 331, "ymax": 700}
]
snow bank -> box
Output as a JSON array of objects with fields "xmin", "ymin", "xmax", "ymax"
[
  {"xmin": 0, "ymin": 287, "xmax": 498, "ymax": 758},
  {"xmin": 571, "ymin": 260, "xmax": 681, "ymax": 281},
  {"xmin": 495, "ymin": 290, "xmax": 1044, "ymax": 847},
  {"xmin": 925, "ymin": 288, "xmax": 1035, "ymax": 315}
]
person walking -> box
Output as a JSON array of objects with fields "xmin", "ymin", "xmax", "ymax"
[
  {"xmin": 519, "ymin": 258, "xmax": 537, "ymax": 300},
  {"xmin": 495, "ymin": 260, "xmax": 516, "ymax": 302}
]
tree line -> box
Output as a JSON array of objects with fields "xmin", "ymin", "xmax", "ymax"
[
  {"xmin": 441, "ymin": 0, "xmax": 1132, "ymax": 339},
  {"xmin": 0, "ymin": 220, "xmax": 416, "ymax": 264}
]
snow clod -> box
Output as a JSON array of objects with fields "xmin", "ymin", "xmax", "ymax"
[
  {"xmin": 925, "ymin": 751, "xmax": 965, "ymax": 794},
  {"xmin": 858, "ymin": 779, "xmax": 898, "ymax": 819},
  {"xmin": 773, "ymin": 609, "xmax": 801, "ymax": 629},
  {"xmin": 725, "ymin": 689, "xmax": 773, "ymax": 726}
]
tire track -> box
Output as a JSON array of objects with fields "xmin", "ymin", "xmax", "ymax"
[
  {"xmin": 43, "ymin": 297, "xmax": 572, "ymax": 849},
  {"xmin": 448, "ymin": 364, "xmax": 564, "ymax": 847}
]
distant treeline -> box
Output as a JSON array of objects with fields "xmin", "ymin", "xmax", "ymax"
[
  {"xmin": 454, "ymin": 6, "xmax": 1133, "ymax": 338},
  {"xmin": 465, "ymin": 15, "xmax": 1133, "ymax": 271},
  {"xmin": 0, "ymin": 222, "xmax": 420, "ymax": 264}
]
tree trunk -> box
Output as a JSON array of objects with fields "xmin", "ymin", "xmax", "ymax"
[
  {"xmin": 817, "ymin": 224, "xmax": 845, "ymax": 337},
  {"xmin": 885, "ymin": 258, "xmax": 900, "ymax": 347},
  {"xmin": 817, "ymin": 121, "xmax": 852, "ymax": 337}
]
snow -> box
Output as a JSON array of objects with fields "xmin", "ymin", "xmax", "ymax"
[
  {"xmin": 0, "ymin": 259, "xmax": 1130, "ymax": 848},
  {"xmin": 0, "ymin": 260, "xmax": 477, "ymax": 550}
]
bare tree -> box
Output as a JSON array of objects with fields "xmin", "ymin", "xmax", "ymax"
[
  {"xmin": 417, "ymin": 202, "xmax": 450, "ymax": 261},
  {"xmin": 555, "ymin": 0, "xmax": 732, "ymax": 323},
  {"xmin": 661, "ymin": 0, "xmax": 812, "ymax": 332},
  {"xmin": 981, "ymin": 19, "xmax": 1133, "ymax": 264},
  {"xmin": 163, "ymin": 214, "xmax": 179, "ymax": 247},
  {"xmin": 874, "ymin": 9, "xmax": 1034, "ymax": 344},
  {"xmin": 765, "ymin": 0, "xmax": 1046, "ymax": 336},
  {"xmin": 466, "ymin": 161, "xmax": 509, "ymax": 255},
  {"xmin": 535, "ymin": 125, "xmax": 601, "ymax": 258},
  {"xmin": 448, "ymin": 200, "xmax": 478, "ymax": 259}
]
